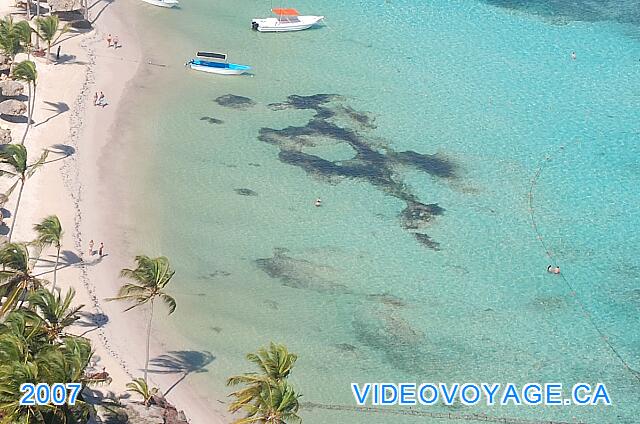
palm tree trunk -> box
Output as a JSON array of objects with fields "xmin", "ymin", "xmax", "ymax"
[
  {"xmin": 144, "ymin": 298, "xmax": 155, "ymax": 384},
  {"xmin": 52, "ymin": 244, "xmax": 60, "ymax": 292},
  {"xmin": 35, "ymin": 1, "xmax": 40, "ymax": 50},
  {"xmin": 8, "ymin": 178, "xmax": 25, "ymax": 242},
  {"xmin": 31, "ymin": 84, "xmax": 37, "ymax": 126},
  {"xmin": 20, "ymin": 83, "xmax": 32, "ymax": 145}
]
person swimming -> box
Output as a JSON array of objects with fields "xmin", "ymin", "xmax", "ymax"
[
  {"xmin": 547, "ymin": 265, "xmax": 561, "ymax": 274},
  {"xmin": 314, "ymin": 198, "xmax": 322, "ymax": 207}
]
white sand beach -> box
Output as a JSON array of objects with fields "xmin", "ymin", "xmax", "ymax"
[{"xmin": 0, "ymin": 0, "xmax": 226, "ymax": 422}]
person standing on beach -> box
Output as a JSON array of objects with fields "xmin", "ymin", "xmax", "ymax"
[
  {"xmin": 94, "ymin": 92, "xmax": 98, "ymax": 106},
  {"xmin": 107, "ymin": 34, "xmax": 112, "ymax": 47},
  {"xmin": 99, "ymin": 242, "xmax": 104, "ymax": 257},
  {"xmin": 113, "ymin": 35, "xmax": 119, "ymax": 49},
  {"xmin": 98, "ymin": 92, "xmax": 107, "ymax": 107},
  {"xmin": 89, "ymin": 239, "xmax": 94, "ymax": 255}
]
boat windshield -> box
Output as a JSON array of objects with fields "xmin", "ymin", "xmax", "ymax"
[{"xmin": 277, "ymin": 15, "xmax": 300, "ymax": 23}]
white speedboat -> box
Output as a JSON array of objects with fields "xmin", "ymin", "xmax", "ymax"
[
  {"xmin": 252, "ymin": 8, "xmax": 323, "ymax": 32},
  {"xmin": 142, "ymin": 0, "xmax": 179, "ymax": 8},
  {"xmin": 186, "ymin": 52, "xmax": 251, "ymax": 75}
]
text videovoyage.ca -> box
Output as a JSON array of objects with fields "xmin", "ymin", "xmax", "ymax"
[{"xmin": 351, "ymin": 382, "xmax": 612, "ymax": 407}]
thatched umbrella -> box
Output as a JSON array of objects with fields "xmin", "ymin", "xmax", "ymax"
[
  {"xmin": 0, "ymin": 194, "xmax": 8, "ymax": 230},
  {"xmin": 0, "ymin": 128, "xmax": 11, "ymax": 144},
  {"xmin": 0, "ymin": 80, "xmax": 24, "ymax": 98},
  {"xmin": 48, "ymin": 0, "xmax": 83, "ymax": 13},
  {"xmin": 0, "ymin": 99, "xmax": 27, "ymax": 116}
]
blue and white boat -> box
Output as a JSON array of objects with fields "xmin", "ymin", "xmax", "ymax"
[{"xmin": 186, "ymin": 52, "xmax": 251, "ymax": 75}]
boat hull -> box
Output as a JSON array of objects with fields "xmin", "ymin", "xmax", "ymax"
[
  {"xmin": 142, "ymin": 0, "xmax": 179, "ymax": 7},
  {"xmin": 251, "ymin": 16, "xmax": 323, "ymax": 32},
  {"xmin": 187, "ymin": 62, "xmax": 250, "ymax": 75}
]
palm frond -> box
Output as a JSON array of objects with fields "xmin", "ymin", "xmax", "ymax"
[
  {"xmin": 32, "ymin": 215, "xmax": 62, "ymax": 248},
  {"xmin": 25, "ymin": 149, "xmax": 48, "ymax": 179}
]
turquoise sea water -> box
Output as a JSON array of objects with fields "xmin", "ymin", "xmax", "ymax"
[{"xmin": 121, "ymin": 0, "xmax": 640, "ymax": 422}]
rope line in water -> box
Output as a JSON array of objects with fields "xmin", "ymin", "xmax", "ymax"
[
  {"xmin": 527, "ymin": 142, "xmax": 640, "ymax": 384},
  {"xmin": 302, "ymin": 402, "xmax": 584, "ymax": 424}
]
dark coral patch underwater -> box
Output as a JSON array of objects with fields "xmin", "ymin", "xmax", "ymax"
[
  {"xmin": 200, "ymin": 116, "xmax": 224, "ymax": 124},
  {"xmin": 214, "ymin": 94, "xmax": 256, "ymax": 109},
  {"xmin": 255, "ymin": 248, "xmax": 351, "ymax": 294},
  {"xmin": 258, "ymin": 93, "xmax": 458, "ymax": 247},
  {"xmin": 234, "ymin": 188, "xmax": 258, "ymax": 196}
]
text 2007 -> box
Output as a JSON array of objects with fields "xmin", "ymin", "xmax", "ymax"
[{"xmin": 19, "ymin": 383, "xmax": 82, "ymax": 406}]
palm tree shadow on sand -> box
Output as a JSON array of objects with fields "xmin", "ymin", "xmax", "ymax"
[
  {"xmin": 35, "ymin": 101, "xmax": 70, "ymax": 127},
  {"xmin": 76, "ymin": 310, "xmax": 110, "ymax": 336},
  {"xmin": 149, "ymin": 350, "xmax": 215, "ymax": 396}
]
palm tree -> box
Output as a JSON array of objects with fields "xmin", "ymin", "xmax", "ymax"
[
  {"xmin": 0, "ymin": 16, "xmax": 24, "ymax": 68},
  {"xmin": 227, "ymin": 342, "xmax": 298, "ymax": 412},
  {"xmin": 14, "ymin": 20, "xmax": 32, "ymax": 59},
  {"xmin": 0, "ymin": 242, "xmax": 47, "ymax": 317},
  {"xmin": 27, "ymin": 288, "xmax": 82, "ymax": 343},
  {"xmin": 227, "ymin": 343, "xmax": 298, "ymax": 414},
  {"xmin": 107, "ymin": 255, "xmax": 177, "ymax": 384},
  {"xmin": 12, "ymin": 60, "xmax": 38, "ymax": 145},
  {"xmin": 35, "ymin": 15, "xmax": 69, "ymax": 63},
  {"xmin": 0, "ymin": 144, "xmax": 48, "ymax": 241},
  {"xmin": 33, "ymin": 215, "xmax": 63, "ymax": 291},
  {"xmin": 0, "ymin": 309, "xmax": 93, "ymax": 423},
  {"xmin": 232, "ymin": 380, "xmax": 302, "ymax": 424}
]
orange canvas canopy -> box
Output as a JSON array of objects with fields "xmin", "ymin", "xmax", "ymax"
[{"xmin": 272, "ymin": 8, "xmax": 299, "ymax": 16}]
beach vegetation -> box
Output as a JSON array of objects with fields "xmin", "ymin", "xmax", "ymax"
[
  {"xmin": 0, "ymin": 242, "xmax": 47, "ymax": 317},
  {"xmin": 126, "ymin": 377, "xmax": 159, "ymax": 407},
  {"xmin": 238, "ymin": 380, "xmax": 302, "ymax": 424},
  {"xmin": 227, "ymin": 343, "xmax": 302, "ymax": 423},
  {"xmin": 0, "ymin": 16, "xmax": 25, "ymax": 66},
  {"xmin": 33, "ymin": 215, "xmax": 63, "ymax": 291},
  {"xmin": 107, "ymin": 255, "xmax": 177, "ymax": 385},
  {"xmin": 27, "ymin": 288, "xmax": 82, "ymax": 343},
  {"xmin": 0, "ymin": 143, "xmax": 48, "ymax": 240},
  {"xmin": 34, "ymin": 15, "xmax": 70, "ymax": 64},
  {"xmin": 0, "ymin": 307, "xmax": 93, "ymax": 422},
  {"xmin": 12, "ymin": 60, "xmax": 38, "ymax": 145},
  {"xmin": 14, "ymin": 20, "xmax": 32, "ymax": 59}
]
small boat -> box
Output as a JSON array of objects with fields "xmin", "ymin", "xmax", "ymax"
[
  {"xmin": 141, "ymin": 0, "xmax": 179, "ymax": 8},
  {"xmin": 186, "ymin": 52, "xmax": 251, "ymax": 75},
  {"xmin": 252, "ymin": 8, "xmax": 323, "ymax": 32}
]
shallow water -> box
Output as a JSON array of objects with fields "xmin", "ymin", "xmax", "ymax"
[{"xmin": 123, "ymin": 0, "xmax": 640, "ymax": 422}]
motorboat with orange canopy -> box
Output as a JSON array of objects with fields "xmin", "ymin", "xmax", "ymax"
[{"xmin": 251, "ymin": 8, "xmax": 324, "ymax": 32}]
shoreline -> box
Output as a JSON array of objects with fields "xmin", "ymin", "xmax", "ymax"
[{"xmin": 2, "ymin": 0, "xmax": 226, "ymax": 422}]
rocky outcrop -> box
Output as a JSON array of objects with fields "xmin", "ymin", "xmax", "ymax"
[
  {"xmin": 126, "ymin": 403, "xmax": 165, "ymax": 424},
  {"xmin": 93, "ymin": 396, "xmax": 190, "ymax": 424}
]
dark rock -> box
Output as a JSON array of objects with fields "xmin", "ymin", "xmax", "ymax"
[
  {"xmin": 200, "ymin": 116, "xmax": 223, "ymax": 124},
  {"xmin": 413, "ymin": 233, "xmax": 441, "ymax": 250},
  {"xmin": 234, "ymin": 188, "xmax": 258, "ymax": 196},
  {"xmin": 214, "ymin": 94, "xmax": 256, "ymax": 109}
]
